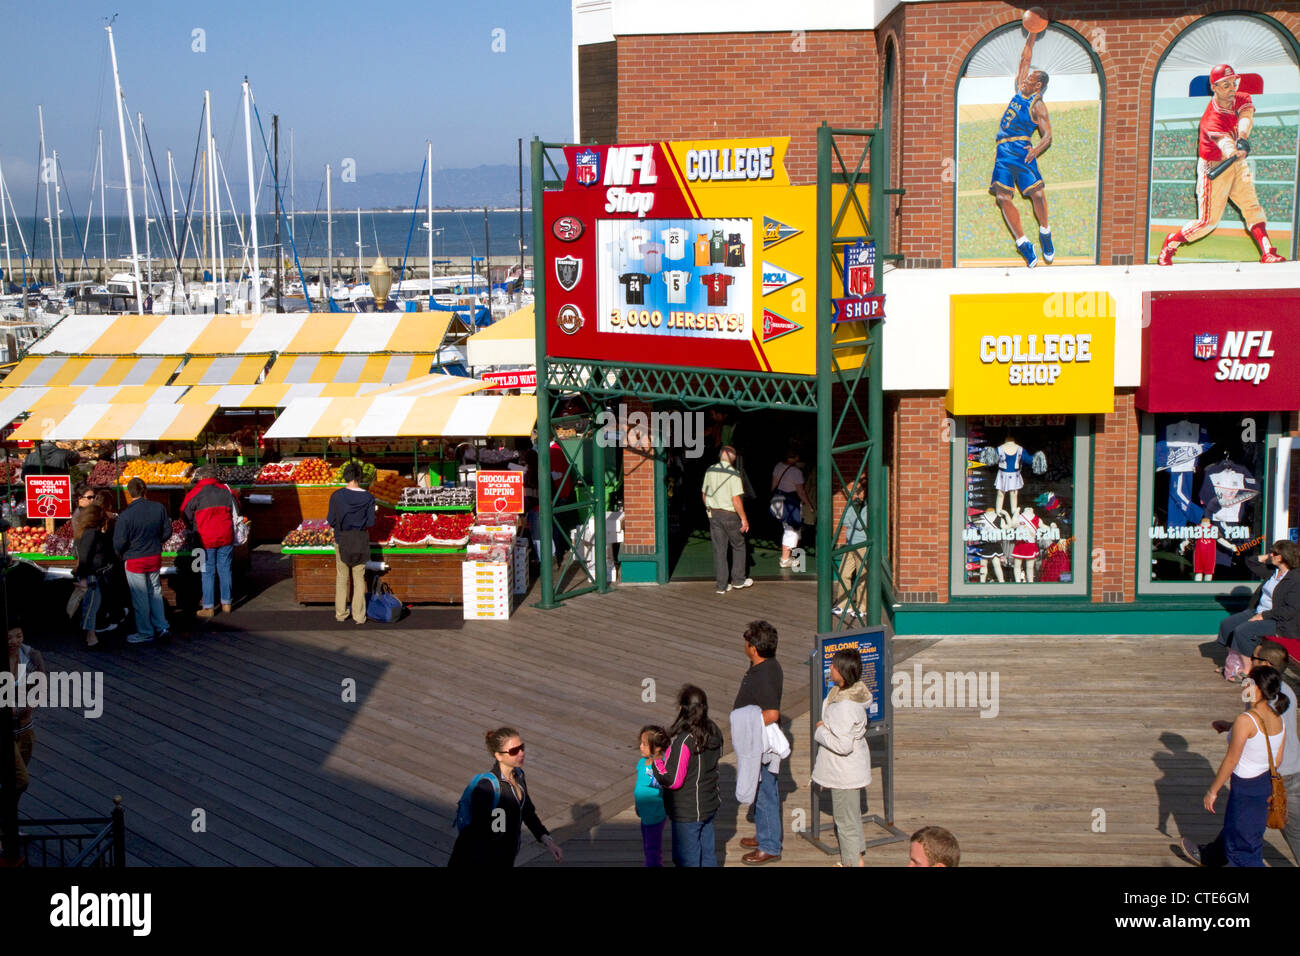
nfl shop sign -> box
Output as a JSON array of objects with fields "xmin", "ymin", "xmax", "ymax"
[
  {"xmin": 946, "ymin": 293, "xmax": 1116, "ymax": 415},
  {"xmin": 833, "ymin": 295, "xmax": 885, "ymax": 323},
  {"xmin": 842, "ymin": 241, "xmax": 875, "ymax": 297},
  {"xmin": 475, "ymin": 471, "xmax": 524, "ymax": 515},
  {"xmin": 25, "ymin": 474, "xmax": 72, "ymax": 519},
  {"xmin": 1138, "ymin": 290, "xmax": 1300, "ymax": 412},
  {"xmin": 481, "ymin": 369, "xmax": 537, "ymax": 390}
]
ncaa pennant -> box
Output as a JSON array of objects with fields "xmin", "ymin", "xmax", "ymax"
[
  {"xmin": 555, "ymin": 255, "xmax": 582, "ymax": 292},
  {"xmin": 762, "ymin": 216, "xmax": 801, "ymax": 250},
  {"xmin": 843, "ymin": 240, "xmax": 875, "ymax": 296},
  {"xmin": 761, "ymin": 261, "xmax": 802, "ymax": 295},
  {"xmin": 574, "ymin": 148, "xmax": 600, "ymax": 187},
  {"xmin": 761, "ymin": 309, "xmax": 802, "ymax": 343}
]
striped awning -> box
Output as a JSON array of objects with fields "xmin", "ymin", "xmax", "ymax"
[
  {"xmin": 262, "ymin": 394, "xmax": 537, "ymax": 439},
  {"xmin": 31, "ymin": 313, "xmax": 453, "ymax": 355},
  {"xmin": 264, "ymin": 353, "xmax": 435, "ymax": 385},
  {"xmin": 0, "ymin": 385, "xmax": 187, "ymax": 427},
  {"xmin": 172, "ymin": 355, "xmax": 271, "ymax": 386},
  {"xmin": 9, "ymin": 402, "xmax": 219, "ymax": 441},
  {"xmin": 3, "ymin": 355, "xmax": 182, "ymax": 388},
  {"xmin": 363, "ymin": 372, "xmax": 490, "ymax": 400},
  {"xmin": 177, "ymin": 382, "xmax": 395, "ymax": 408},
  {"xmin": 467, "ymin": 305, "xmax": 534, "ymax": 367}
]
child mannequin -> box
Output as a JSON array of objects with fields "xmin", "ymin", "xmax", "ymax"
[{"xmin": 1011, "ymin": 506, "xmax": 1041, "ymax": 583}]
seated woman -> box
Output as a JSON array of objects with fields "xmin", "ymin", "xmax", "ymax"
[{"xmin": 1216, "ymin": 541, "xmax": 1300, "ymax": 681}]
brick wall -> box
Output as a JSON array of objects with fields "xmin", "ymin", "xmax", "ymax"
[
  {"xmin": 892, "ymin": 394, "xmax": 950, "ymax": 601},
  {"xmin": 1091, "ymin": 392, "xmax": 1139, "ymax": 602},
  {"xmin": 620, "ymin": 398, "xmax": 657, "ymax": 550}
]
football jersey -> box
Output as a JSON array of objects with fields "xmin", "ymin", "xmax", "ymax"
[
  {"xmin": 620, "ymin": 272, "xmax": 651, "ymax": 305},
  {"xmin": 725, "ymin": 233, "xmax": 745, "ymax": 267},
  {"xmin": 709, "ymin": 230, "xmax": 725, "ymax": 264},
  {"xmin": 642, "ymin": 241, "xmax": 664, "ymax": 274},
  {"xmin": 664, "ymin": 270, "xmax": 691, "ymax": 304},
  {"xmin": 1198, "ymin": 92, "xmax": 1254, "ymax": 161},
  {"xmin": 626, "ymin": 228, "xmax": 650, "ymax": 258},
  {"xmin": 662, "ymin": 228, "xmax": 688, "ymax": 261},
  {"xmin": 694, "ymin": 234, "xmax": 710, "ymax": 266},
  {"xmin": 700, "ymin": 272, "xmax": 734, "ymax": 307}
]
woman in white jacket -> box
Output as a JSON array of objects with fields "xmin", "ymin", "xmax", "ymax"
[{"xmin": 813, "ymin": 648, "xmax": 873, "ymax": 867}]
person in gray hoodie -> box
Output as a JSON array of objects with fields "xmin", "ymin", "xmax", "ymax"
[{"xmin": 813, "ymin": 648, "xmax": 873, "ymax": 867}]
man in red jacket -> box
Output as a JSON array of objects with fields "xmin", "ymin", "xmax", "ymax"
[{"xmin": 182, "ymin": 466, "xmax": 239, "ymax": 618}]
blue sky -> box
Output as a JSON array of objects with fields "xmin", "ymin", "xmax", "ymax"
[{"xmin": 0, "ymin": 0, "xmax": 573, "ymax": 209}]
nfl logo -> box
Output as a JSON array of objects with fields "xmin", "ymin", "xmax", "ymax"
[
  {"xmin": 575, "ymin": 149, "xmax": 599, "ymax": 187},
  {"xmin": 844, "ymin": 241, "xmax": 875, "ymax": 296},
  {"xmin": 1193, "ymin": 333, "xmax": 1218, "ymax": 360}
]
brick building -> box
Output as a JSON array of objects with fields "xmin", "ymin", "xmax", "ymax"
[{"xmin": 568, "ymin": 0, "xmax": 1300, "ymax": 633}]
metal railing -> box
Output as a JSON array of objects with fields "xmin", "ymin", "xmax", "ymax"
[{"xmin": 13, "ymin": 796, "xmax": 126, "ymax": 868}]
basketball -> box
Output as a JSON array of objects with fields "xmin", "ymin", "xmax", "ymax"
[{"xmin": 1023, "ymin": 7, "xmax": 1048, "ymax": 34}]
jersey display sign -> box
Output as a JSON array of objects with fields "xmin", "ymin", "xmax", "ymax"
[
  {"xmin": 543, "ymin": 138, "xmax": 815, "ymax": 374},
  {"xmin": 1137, "ymin": 289, "xmax": 1300, "ymax": 412}
]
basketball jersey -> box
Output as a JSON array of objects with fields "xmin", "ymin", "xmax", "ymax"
[
  {"xmin": 1198, "ymin": 92, "xmax": 1254, "ymax": 161},
  {"xmin": 709, "ymin": 230, "xmax": 725, "ymax": 264},
  {"xmin": 619, "ymin": 272, "xmax": 650, "ymax": 305},
  {"xmin": 997, "ymin": 90, "xmax": 1039, "ymax": 143},
  {"xmin": 725, "ymin": 233, "xmax": 744, "ymax": 267},
  {"xmin": 694, "ymin": 234, "xmax": 710, "ymax": 266},
  {"xmin": 664, "ymin": 270, "xmax": 690, "ymax": 304},
  {"xmin": 662, "ymin": 228, "xmax": 688, "ymax": 261},
  {"xmin": 700, "ymin": 272, "xmax": 733, "ymax": 307}
]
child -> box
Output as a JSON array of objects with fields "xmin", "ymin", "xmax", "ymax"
[{"xmin": 635, "ymin": 725, "xmax": 670, "ymax": 867}]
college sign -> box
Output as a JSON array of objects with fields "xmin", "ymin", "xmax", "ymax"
[
  {"xmin": 1137, "ymin": 290, "xmax": 1300, "ymax": 412},
  {"xmin": 543, "ymin": 138, "xmax": 816, "ymax": 376},
  {"xmin": 946, "ymin": 293, "xmax": 1116, "ymax": 415}
]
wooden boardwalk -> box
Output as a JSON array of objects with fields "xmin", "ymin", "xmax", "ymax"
[{"xmin": 15, "ymin": 550, "xmax": 1299, "ymax": 866}]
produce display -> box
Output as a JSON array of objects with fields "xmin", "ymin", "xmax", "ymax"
[
  {"xmin": 399, "ymin": 486, "xmax": 475, "ymax": 508},
  {"xmin": 201, "ymin": 427, "xmax": 259, "ymax": 457},
  {"xmin": 7, "ymin": 525, "xmax": 49, "ymax": 554},
  {"xmin": 289, "ymin": 459, "xmax": 336, "ymax": 485},
  {"xmin": 118, "ymin": 458, "xmax": 192, "ymax": 485},
  {"xmin": 332, "ymin": 459, "xmax": 377, "ymax": 485},
  {"xmin": 283, "ymin": 526, "xmax": 336, "ymax": 549},
  {"xmin": 255, "ymin": 462, "xmax": 295, "ymax": 484},
  {"xmin": 41, "ymin": 521, "xmax": 74, "ymax": 557},
  {"xmin": 0, "ymin": 460, "xmax": 21, "ymax": 484},
  {"xmin": 162, "ymin": 519, "xmax": 189, "ymax": 553},
  {"xmin": 368, "ymin": 472, "xmax": 416, "ymax": 504},
  {"xmin": 85, "ymin": 460, "xmax": 123, "ymax": 487},
  {"xmin": 214, "ymin": 465, "xmax": 260, "ymax": 485},
  {"xmin": 374, "ymin": 512, "xmax": 473, "ymax": 547}
]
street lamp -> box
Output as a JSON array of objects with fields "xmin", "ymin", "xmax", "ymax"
[{"xmin": 369, "ymin": 256, "xmax": 392, "ymax": 311}]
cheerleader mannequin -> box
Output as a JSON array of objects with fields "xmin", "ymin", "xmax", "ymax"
[
  {"xmin": 1012, "ymin": 506, "xmax": 1041, "ymax": 583},
  {"xmin": 974, "ymin": 507, "xmax": 1009, "ymax": 583},
  {"xmin": 983, "ymin": 435, "xmax": 1046, "ymax": 516}
]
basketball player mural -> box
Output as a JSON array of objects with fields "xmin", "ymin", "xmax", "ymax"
[
  {"xmin": 1157, "ymin": 64, "xmax": 1287, "ymax": 265},
  {"xmin": 990, "ymin": 11, "xmax": 1054, "ymax": 268}
]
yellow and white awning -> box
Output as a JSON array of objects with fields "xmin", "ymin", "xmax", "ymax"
[
  {"xmin": 31, "ymin": 313, "xmax": 453, "ymax": 355},
  {"xmin": 172, "ymin": 355, "xmax": 271, "ymax": 386},
  {"xmin": 364, "ymin": 372, "xmax": 490, "ymax": 400},
  {"xmin": 2, "ymin": 355, "xmax": 182, "ymax": 388},
  {"xmin": 264, "ymin": 353, "xmax": 435, "ymax": 385},
  {"xmin": 177, "ymin": 382, "xmax": 395, "ymax": 408},
  {"xmin": 9, "ymin": 402, "xmax": 219, "ymax": 442},
  {"xmin": 263, "ymin": 394, "xmax": 537, "ymax": 439},
  {"xmin": 0, "ymin": 385, "xmax": 187, "ymax": 426},
  {"xmin": 466, "ymin": 305, "xmax": 535, "ymax": 367}
]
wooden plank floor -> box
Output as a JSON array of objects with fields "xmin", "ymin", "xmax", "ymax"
[{"xmin": 16, "ymin": 549, "xmax": 1298, "ymax": 866}]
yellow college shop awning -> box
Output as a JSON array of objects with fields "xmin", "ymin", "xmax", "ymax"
[
  {"xmin": 2, "ymin": 355, "xmax": 182, "ymax": 388},
  {"xmin": 263, "ymin": 394, "xmax": 537, "ymax": 439},
  {"xmin": 9, "ymin": 402, "xmax": 219, "ymax": 442}
]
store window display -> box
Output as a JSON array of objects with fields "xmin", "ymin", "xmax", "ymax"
[{"xmin": 1147, "ymin": 413, "xmax": 1267, "ymax": 584}]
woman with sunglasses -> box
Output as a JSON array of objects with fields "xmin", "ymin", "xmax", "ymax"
[
  {"xmin": 448, "ymin": 727, "xmax": 563, "ymax": 867},
  {"xmin": 1215, "ymin": 541, "xmax": 1300, "ymax": 681}
]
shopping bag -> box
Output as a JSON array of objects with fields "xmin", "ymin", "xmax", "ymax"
[{"xmin": 366, "ymin": 580, "xmax": 404, "ymax": 623}]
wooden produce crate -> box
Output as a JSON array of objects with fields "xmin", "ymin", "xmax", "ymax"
[{"xmin": 290, "ymin": 549, "xmax": 465, "ymax": 605}]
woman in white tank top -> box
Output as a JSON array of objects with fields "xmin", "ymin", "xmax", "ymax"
[{"xmin": 1184, "ymin": 665, "xmax": 1287, "ymax": 867}]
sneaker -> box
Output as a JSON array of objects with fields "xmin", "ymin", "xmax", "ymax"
[
  {"xmin": 1179, "ymin": 837, "xmax": 1203, "ymax": 866},
  {"xmin": 733, "ymin": 578, "xmax": 754, "ymax": 589},
  {"xmin": 196, "ymin": 608, "xmax": 215, "ymax": 619},
  {"xmin": 1016, "ymin": 239, "xmax": 1039, "ymax": 268},
  {"xmin": 716, "ymin": 587, "xmax": 729, "ymax": 595},
  {"xmin": 125, "ymin": 633, "xmax": 155, "ymax": 645},
  {"xmin": 1039, "ymin": 230, "xmax": 1054, "ymax": 263},
  {"xmin": 778, "ymin": 557, "xmax": 794, "ymax": 568},
  {"xmin": 1157, "ymin": 239, "xmax": 1177, "ymax": 266},
  {"xmin": 1261, "ymin": 250, "xmax": 1287, "ymax": 264},
  {"xmin": 158, "ymin": 630, "xmax": 173, "ymax": 643},
  {"xmin": 221, "ymin": 604, "xmax": 233, "ymax": 614}
]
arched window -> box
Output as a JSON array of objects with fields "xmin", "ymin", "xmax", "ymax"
[
  {"xmin": 1147, "ymin": 14, "xmax": 1300, "ymax": 263},
  {"xmin": 955, "ymin": 23, "xmax": 1102, "ymax": 267}
]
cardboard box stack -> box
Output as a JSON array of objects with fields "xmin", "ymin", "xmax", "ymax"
[{"xmin": 462, "ymin": 523, "xmax": 518, "ymax": 621}]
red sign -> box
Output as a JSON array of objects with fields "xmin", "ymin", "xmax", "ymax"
[
  {"xmin": 24, "ymin": 475, "xmax": 72, "ymax": 519},
  {"xmin": 481, "ymin": 370, "xmax": 537, "ymax": 390},
  {"xmin": 833, "ymin": 295, "xmax": 886, "ymax": 323},
  {"xmin": 475, "ymin": 471, "xmax": 525, "ymax": 515},
  {"xmin": 1138, "ymin": 289, "xmax": 1300, "ymax": 412}
]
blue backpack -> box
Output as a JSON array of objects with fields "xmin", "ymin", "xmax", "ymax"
[{"xmin": 455, "ymin": 773, "xmax": 501, "ymax": 831}]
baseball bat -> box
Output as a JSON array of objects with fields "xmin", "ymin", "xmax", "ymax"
[{"xmin": 1207, "ymin": 155, "xmax": 1237, "ymax": 181}]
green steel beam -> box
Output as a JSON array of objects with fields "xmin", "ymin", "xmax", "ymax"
[{"xmin": 816, "ymin": 124, "xmax": 834, "ymax": 636}]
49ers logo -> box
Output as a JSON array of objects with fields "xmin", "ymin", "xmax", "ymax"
[
  {"xmin": 556, "ymin": 304, "xmax": 585, "ymax": 335},
  {"xmin": 552, "ymin": 216, "xmax": 584, "ymax": 242}
]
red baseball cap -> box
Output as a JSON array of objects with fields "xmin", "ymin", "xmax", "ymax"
[{"xmin": 1210, "ymin": 64, "xmax": 1237, "ymax": 85}]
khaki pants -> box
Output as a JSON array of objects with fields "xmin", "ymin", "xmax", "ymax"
[
  {"xmin": 335, "ymin": 556, "xmax": 367, "ymax": 623},
  {"xmin": 1180, "ymin": 157, "xmax": 1265, "ymax": 243},
  {"xmin": 835, "ymin": 546, "xmax": 869, "ymax": 613}
]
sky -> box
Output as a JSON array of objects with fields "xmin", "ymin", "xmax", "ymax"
[{"xmin": 0, "ymin": 0, "xmax": 574, "ymax": 211}]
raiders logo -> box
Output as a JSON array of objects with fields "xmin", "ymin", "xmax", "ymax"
[
  {"xmin": 552, "ymin": 216, "xmax": 584, "ymax": 242},
  {"xmin": 556, "ymin": 304, "xmax": 584, "ymax": 335},
  {"xmin": 555, "ymin": 255, "xmax": 582, "ymax": 291}
]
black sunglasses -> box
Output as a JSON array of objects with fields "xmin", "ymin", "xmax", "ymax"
[{"xmin": 498, "ymin": 743, "xmax": 525, "ymax": 757}]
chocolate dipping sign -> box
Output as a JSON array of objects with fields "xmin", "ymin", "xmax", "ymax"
[{"xmin": 475, "ymin": 471, "xmax": 524, "ymax": 515}]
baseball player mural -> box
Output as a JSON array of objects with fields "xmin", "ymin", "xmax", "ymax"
[
  {"xmin": 1158, "ymin": 63, "xmax": 1287, "ymax": 265},
  {"xmin": 990, "ymin": 21, "xmax": 1054, "ymax": 268}
]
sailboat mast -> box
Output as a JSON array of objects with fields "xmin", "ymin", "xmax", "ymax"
[
  {"xmin": 37, "ymin": 107, "xmax": 57, "ymax": 291},
  {"xmin": 288, "ymin": 128, "xmax": 295, "ymax": 234},
  {"xmin": 138, "ymin": 113, "xmax": 151, "ymax": 295},
  {"xmin": 0, "ymin": 158, "xmax": 11, "ymax": 286},
  {"xmin": 356, "ymin": 207, "xmax": 361, "ymax": 279},
  {"xmin": 106, "ymin": 26, "xmax": 144, "ymax": 313},
  {"xmin": 273, "ymin": 114, "xmax": 281, "ymax": 311},
  {"xmin": 204, "ymin": 89, "xmax": 220, "ymax": 305},
  {"xmin": 51, "ymin": 148, "xmax": 65, "ymax": 287},
  {"xmin": 241, "ymin": 78, "xmax": 260, "ymax": 312},
  {"xmin": 426, "ymin": 140, "xmax": 433, "ymax": 306},
  {"xmin": 99, "ymin": 130, "xmax": 108, "ymax": 276},
  {"xmin": 325, "ymin": 163, "xmax": 332, "ymax": 303}
]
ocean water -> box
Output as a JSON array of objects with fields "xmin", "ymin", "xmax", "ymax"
[{"xmin": 23, "ymin": 210, "xmax": 534, "ymax": 264}]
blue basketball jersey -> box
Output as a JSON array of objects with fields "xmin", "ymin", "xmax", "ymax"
[{"xmin": 997, "ymin": 91, "xmax": 1039, "ymax": 143}]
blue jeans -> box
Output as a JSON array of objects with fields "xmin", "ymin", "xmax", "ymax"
[
  {"xmin": 201, "ymin": 544, "xmax": 234, "ymax": 609},
  {"xmin": 755, "ymin": 766, "xmax": 783, "ymax": 855},
  {"xmin": 671, "ymin": 816, "xmax": 718, "ymax": 867},
  {"xmin": 79, "ymin": 578, "xmax": 102, "ymax": 632},
  {"xmin": 126, "ymin": 569, "xmax": 168, "ymax": 638}
]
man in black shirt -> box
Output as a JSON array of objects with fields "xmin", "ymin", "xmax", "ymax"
[
  {"xmin": 734, "ymin": 619, "xmax": 783, "ymax": 864},
  {"xmin": 22, "ymin": 441, "xmax": 78, "ymax": 476}
]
